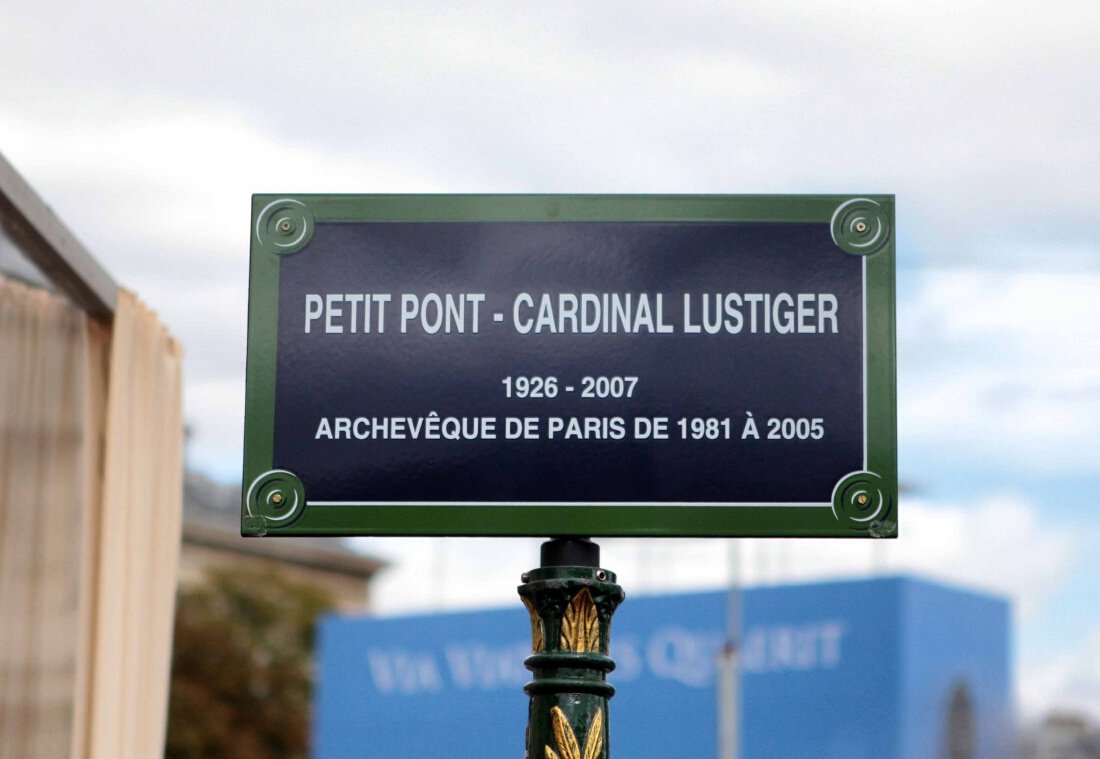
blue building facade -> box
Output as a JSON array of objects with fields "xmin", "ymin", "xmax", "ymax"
[{"xmin": 314, "ymin": 576, "xmax": 1013, "ymax": 758}]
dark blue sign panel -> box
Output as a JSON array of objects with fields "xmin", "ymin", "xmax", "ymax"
[
  {"xmin": 278, "ymin": 221, "xmax": 861, "ymax": 502},
  {"xmin": 314, "ymin": 578, "xmax": 1013, "ymax": 759},
  {"xmin": 243, "ymin": 196, "xmax": 897, "ymax": 536}
]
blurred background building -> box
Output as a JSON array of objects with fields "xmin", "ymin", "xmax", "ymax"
[
  {"xmin": 1022, "ymin": 713, "xmax": 1100, "ymax": 759},
  {"xmin": 165, "ymin": 470, "xmax": 386, "ymax": 757},
  {"xmin": 180, "ymin": 469, "xmax": 384, "ymax": 612},
  {"xmin": 315, "ymin": 576, "xmax": 1014, "ymax": 759}
]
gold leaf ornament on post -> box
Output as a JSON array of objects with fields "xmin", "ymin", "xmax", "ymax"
[
  {"xmin": 545, "ymin": 706, "xmax": 604, "ymax": 759},
  {"xmin": 522, "ymin": 596, "xmax": 545, "ymax": 652},
  {"xmin": 519, "ymin": 548, "xmax": 623, "ymax": 759},
  {"xmin": 560, "ymin": 588, "xmax": 600, "ymax": 653}
]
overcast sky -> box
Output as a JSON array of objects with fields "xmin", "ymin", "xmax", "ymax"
[{"xmin": 2, "ymin": 0, "xmax": 1098, "ymax": 724}]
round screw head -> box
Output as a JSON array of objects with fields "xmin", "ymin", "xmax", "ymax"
[
  {"xmin": 278, "ymin": 219, "xmax": 293, "ymax": 233},
  {"xmin": 854, "ymin": 220, "xmax": 869, "ymax": 233},
  {"xmin": 856, "ymin": 493, "xmax": 869, "ymax": 506},
  {"xmin": 271, "ymin": 492, "xmax": 284, "ymax": 505}
]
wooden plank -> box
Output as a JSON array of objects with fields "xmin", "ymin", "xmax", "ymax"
[{"xmin": 0, "ymin": 152, "xmax": 117, "ymax": 319}]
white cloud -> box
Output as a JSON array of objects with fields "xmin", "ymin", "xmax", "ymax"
[
  {"xmin": 877, "ymin": 495, "xmax": 1075, "ymax": 618},
  {"xmin": 357, "ymin": 495, "xmax": 1074, "ymax": 623},
  {"xmin": 900, "ymin": 268, "xmax": 1100, "ymax": 473},
  {"xmin": 351, "ymin": 536, "xmax": 544, "ymax": 612},
  {"xmin": 1023, "ymin": 631, "xmax": 1100, "ymax": 720},
  {"xmin": 2, "ymin": 0, "xmax": 1098, "ymax": 255},
  {"xmin": 0, "ymin": 100, "xmax": 445, "ymax": 274},
  {"xmin": 184, "ymin": 375, "xmax": 246, "ymax": 480}
]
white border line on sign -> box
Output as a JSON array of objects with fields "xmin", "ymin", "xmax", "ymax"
[
  {"xmin": 863, "ymin": 255, "xmax": 868, "ymax": 470},
  {"xmin": 309, "ymin": 249, "xmax": 869, "ymax": 511},
  {"xmin": 309, "ymin": 501, "xmax": 833, "ymax": 508}
]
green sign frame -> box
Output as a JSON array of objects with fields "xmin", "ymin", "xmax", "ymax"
[{"xmin": 243, "ymin": 194, "xmax": 897, "ymax": 538}]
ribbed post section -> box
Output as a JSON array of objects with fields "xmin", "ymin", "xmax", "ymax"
[{"xmin": 518, "ymin": 541, "xmax": 624, "ymax": 759}]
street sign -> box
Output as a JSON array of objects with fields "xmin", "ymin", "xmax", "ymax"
[{"xmin": 242, "ymin": 195, "xmax": 896, "ymax": 537}]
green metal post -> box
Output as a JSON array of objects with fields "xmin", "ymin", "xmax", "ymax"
[{"xmin": 518, "ymin": 539, "xmax": 624, "ymax": 759}]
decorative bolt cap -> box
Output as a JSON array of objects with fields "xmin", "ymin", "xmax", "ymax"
[
  {"xmin": 244, "ymin": 469, "xmax": 307, "ymax": 526},
  {"xmin": 830, "ymin": 197, "xmax": 891, "ymax": 256},
  {"xmin": 831, "ymin": 470, "xmax": 895, "ymax": 533},
  {"xmin": 255, "ymin": 198, "xmax": 314, "ymax": 256}
]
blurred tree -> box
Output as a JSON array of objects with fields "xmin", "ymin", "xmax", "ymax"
[{"xmin": 165, "ymin": 565, "xmax": 336, "ymax": 758}]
